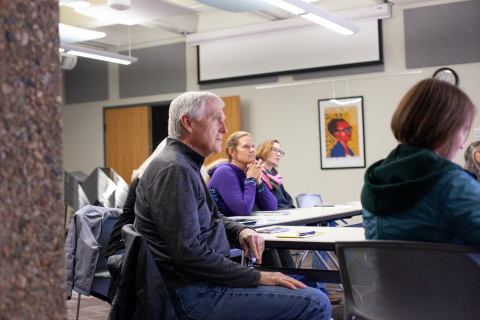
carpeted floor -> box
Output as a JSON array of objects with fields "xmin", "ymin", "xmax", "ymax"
[
  {"xmin": 296, "ymin": 250, "xmax": 345, "ymax": 320},
  {"xmin": 67, "ymin": 251, "xmax": 345, "ymax": 320},
  {"xmin": 67, "ymin": 291, "xmax": 111, "ymax": 320}
]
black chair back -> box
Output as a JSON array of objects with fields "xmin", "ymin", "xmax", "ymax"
[
  {"xmin": 336, "ymin": 240, "xmax": 480, "ymax": 320},
  {"xmin": 108, "ymin": 224, "xmax": 176, "ymax": 320}
]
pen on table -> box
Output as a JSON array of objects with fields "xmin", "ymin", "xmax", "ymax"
[{"xmin": 297, "ymin": 231, "xmax": 316, "ymax": 236}]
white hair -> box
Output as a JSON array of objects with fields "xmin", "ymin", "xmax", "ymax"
[
  {"xmin": 168, "ymin": 91, "xmax": 225, "ymax": 139},
  {"xmin": 131, "ymin": 138, "xmax": 167, "ymax": 181}
]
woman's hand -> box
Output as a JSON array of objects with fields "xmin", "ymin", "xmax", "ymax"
[{"xmin": 246, "ymin": 160, "xmax": 263, "ymax": 184}]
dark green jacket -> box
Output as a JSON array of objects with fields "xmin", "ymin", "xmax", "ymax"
[{"xmin": 361, "ymin": 144, "xmax": 480, "ymax": 247}]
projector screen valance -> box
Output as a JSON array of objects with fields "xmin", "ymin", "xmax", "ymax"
[{"xmin": 198, "ymin": 20, "xmax": 383, "ymax": 84}]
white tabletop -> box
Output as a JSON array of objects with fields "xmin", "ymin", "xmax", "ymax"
[
  {"xmin": 229, "ymin": 201, "xmax": 363, "ymax": 228},
  {"xmin": 258, "ymin": 225, "xmax": 366, "ymax": 251}
]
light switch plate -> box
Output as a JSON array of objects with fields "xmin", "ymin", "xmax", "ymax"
[{"xmin": 474, "ymin": 128, "xmax": 480, "ymax": 139}]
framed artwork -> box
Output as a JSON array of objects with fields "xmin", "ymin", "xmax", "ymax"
[{"xmin": 318, "ymin": 96, "xmax": 366, "ymax": 169}]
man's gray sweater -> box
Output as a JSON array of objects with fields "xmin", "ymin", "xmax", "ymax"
[{"xmin": 134, "ymin": 138, "xmax": 261, "ymax": 288}]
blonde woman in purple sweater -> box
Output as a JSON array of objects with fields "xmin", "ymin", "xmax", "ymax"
[
  {"xmin": 207, "ymin": 131, "xmax": 277, "ymax": 216},
  {"xmin": 208, "ymin": 132, "xmax": 329, "ymax": 288}
]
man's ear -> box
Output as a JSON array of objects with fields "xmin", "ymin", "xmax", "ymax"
[
  {"xmin": 333, "ymin": 131, "xmax": 340, "ymax": 138},
  {"xmin": 180, "ymin": 114, "xmax": 194, "ymax": 133}
]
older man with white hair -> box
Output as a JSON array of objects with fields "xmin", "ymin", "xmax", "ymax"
[{"xmin": 134, "ymin": 91, "xmax": 331, "ymax": 320}]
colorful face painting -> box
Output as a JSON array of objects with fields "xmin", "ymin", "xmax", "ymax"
[
  {"xmin": 325, "ymin": 106, "xmax": 359, "ymax": 158},
  {"xmin": 318, "ymin": 97, "xmax": 365, "ymax": 169}
]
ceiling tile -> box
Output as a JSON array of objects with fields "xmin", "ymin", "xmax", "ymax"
[
  {"xmin": 75, "ymin": 0, "xmax": 198, "ymax": 25},
  {"xmin": 59, "ymin": 23, "xmax": 106, "ymax": 43},
  {"xmin": 196, "ymin": 0, "xmax": 276, "ymax": 12}
]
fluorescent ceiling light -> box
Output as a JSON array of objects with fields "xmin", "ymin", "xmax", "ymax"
[
  {"xmin": 302, "ymin": 13, "xmax": 354, "ymax": 35},
  {"xmin": 60, "ymin": 43, "xmax": 138, "ymax": 65},
  {"xmin": 329, "ymin": 98, "xmax": 362, "ymax": 105},
  {"xmin": 266, "ymin": 0, "xmax": 361, "ymax": 36},
  {"xmin": 64, "ymin": 1, "xmax": 91, "ymax": 9},
  {"xmin": 67, "ymin": 51, "xmax": 132, "ymax": 65},
  {"xmin": 187, "ymin": 4, "xmax": 389, "ymax": 46},
  {"xmin": 59, "ymin": 48, "xmax": 65, "ymax": 52},
  {"xmin": 262, "ymin": 0, "xmax": 305, "ymax": 15}
]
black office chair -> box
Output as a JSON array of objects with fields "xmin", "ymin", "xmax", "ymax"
[
  {"xmin": 336, "ymin": 240, "xmax": 480, "ymax": 320},
  {"xmin": 108, "ymin": 224, "xmax": 176, "ymax": 320}
]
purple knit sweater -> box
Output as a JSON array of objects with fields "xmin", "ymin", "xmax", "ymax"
[{"xmin": 208, "ymin": 162, "xmax": 277, "ymax": 216}]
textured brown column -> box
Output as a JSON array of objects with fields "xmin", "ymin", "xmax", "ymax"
[{"xmin": 0, "ymin": 1, "xmax": 65, "ymax": 319}]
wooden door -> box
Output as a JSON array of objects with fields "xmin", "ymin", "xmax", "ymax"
[
  {"xmin": 204, "ymin": 96, "xmax": 241, "ymax": 166},
  {"xmin": 105, "ymin": 106, "xmax": 151, "ymax": 184}
]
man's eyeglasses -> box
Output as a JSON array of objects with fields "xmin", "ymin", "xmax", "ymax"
[
  {"xmin": 336, "ymin": 127, "xmax": 353, "ymax": 134},
  {"xmin": 271, "ymin": 147, "xmax": 285, "ymax": 157}
]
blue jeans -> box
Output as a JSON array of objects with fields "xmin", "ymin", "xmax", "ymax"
[{"xmin": 168, "ymin": 282, "xmax": 331, "ymax": 320}]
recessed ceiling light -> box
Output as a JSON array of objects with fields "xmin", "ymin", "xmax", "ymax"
[{"xmin": 64, "ymin": 1, "xmax": 92, "ymax": 9}]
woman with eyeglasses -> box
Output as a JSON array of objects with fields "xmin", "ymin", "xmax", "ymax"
[
  {"xmin": 255, "ymin": 140, "xmax": 295, "ymax": 209},
  {"xmin": 256, "ymin": 139, "xmax": 342, "ymax": 305},
  {"xmin": 206, "ymin": 131, "xmax": 277, "ymax": 217},
  {"xmin": 254, "ymin": 140, "xmax": 296, "ymax": 267},
  {"xmin": 464, "ymin": 141, "xmax": 480, "ymax": 182}
]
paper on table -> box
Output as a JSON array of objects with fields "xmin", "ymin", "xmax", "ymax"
[
  {"xmin": 252, "ymin": 218, "xmax": 282, "ymax": 224},
  {"xmin": 257, "ymin": 227, "xmax": 290, "ymax": 234},
  {"xmin": 276, "ymin": 231, "xmax": 324, "ymax": 238},
  {"xmin": 251, "ymin": 210, "xmax": 289, "ymax": 216},
  {"xmin": 297, "ymin": 205, "xmax": 352, "ymax": 210}
]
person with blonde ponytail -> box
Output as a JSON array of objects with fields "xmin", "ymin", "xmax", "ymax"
[
  {"xmin": 105, "ymin": 139, "xmax": 168, "ymax": 261},
  {"xmin": 207, "ymin": 131, "xmax": 277, "ymax": 216},
  {"xmin": 106, "ymin": 137, "xmax": 209, "ymax": 262}
]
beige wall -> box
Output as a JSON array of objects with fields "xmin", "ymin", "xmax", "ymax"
[{"xmin": 63, "ymin": 1, "xmax": 480, "ymax": 203}]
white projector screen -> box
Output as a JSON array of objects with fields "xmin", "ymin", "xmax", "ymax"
[{"xmin": 198, "ymin": 20, "xmax": 382, "ymax": 83}]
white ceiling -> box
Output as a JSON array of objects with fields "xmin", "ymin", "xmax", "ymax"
[{"xmin": 58, "ymin": 0, "xmax": 451, "ymax": 49}]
